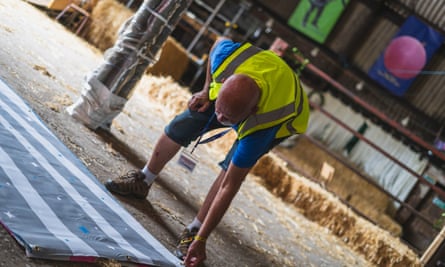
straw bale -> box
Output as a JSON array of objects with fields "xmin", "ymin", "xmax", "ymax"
[
  {"xmin": 147, "ymin": 37, "xmax": 190, "ymax": 81},
  {"xmin": 273, "ymin": 137, "xmax": 403, "ymax": 236},
  {"xmin": 84, "ymin": 0, "xmax": 133, "ymax": 51},
  {"xmin": 251, "ymin": 152, "xmax": 420, "ymax": 267},
  {"xmin": 349, "ymin": 194, "xmax": 402, "ymax": 236},
  {"xmin": 276, "ymin": 137, "xmax": 391, "ymax": 212},
  {"xmin": 47, "ymin": 0, "xmax": 77, "ymax": 10},
  {"xmin": 251, "ymin": 153, "xmax": 288, "ymax": 189}
]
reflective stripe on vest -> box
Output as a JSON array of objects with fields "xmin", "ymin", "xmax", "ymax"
[
  {"xmin": 238, "ymin": 74, "xmax": 305, "ymax": 138},
  {"xmin": 211, "ymin": 43, "xmax": 306, "ymax": 138},
  {"xmin": 214, "ymin": 44, "xmax": 262, "ymax": 82}
]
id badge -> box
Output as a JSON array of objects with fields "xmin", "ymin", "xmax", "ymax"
[{"xmin": 178, "ymin": 148, "xmax": 198, "ymax": 172}]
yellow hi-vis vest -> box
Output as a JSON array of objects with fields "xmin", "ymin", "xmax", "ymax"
[{"xmin": 209, "ymin": 42, "xmax": 310, "ymax": 139}]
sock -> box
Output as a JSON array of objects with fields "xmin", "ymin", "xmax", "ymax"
[
  {"xmin": 187, "ymin": 217, "xmax": 202, "ymax": 231},
  {"xmin": 141, "ymin": 165, "xmax": 157, "ymax": 185}
]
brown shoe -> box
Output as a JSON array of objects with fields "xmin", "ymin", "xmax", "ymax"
[
  {"xmin": 174, "ymin": 227, "xmax": 198, "ymax": 260},
  {"xmin": 105, "ymin": 170, "xmax": 150, "ymax": 199}
]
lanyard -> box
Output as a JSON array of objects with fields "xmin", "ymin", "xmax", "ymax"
[{"xmin": 190, "ymin": 113, "xmax": 232, "ymax": 154}]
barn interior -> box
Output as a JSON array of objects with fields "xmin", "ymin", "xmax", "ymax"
[{"xmin": 22, "ymin": 0, "xmax": 445, "ymax": 265}]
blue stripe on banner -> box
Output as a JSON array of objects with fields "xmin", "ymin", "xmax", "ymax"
[{"xmin": 0, "ymin": 79, "xmax": 182, "ymax": 266}]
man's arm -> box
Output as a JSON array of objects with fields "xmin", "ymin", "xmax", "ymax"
[
  {"xmin": 184, "ymin": 163, "xmax": 250, "ymax": 267},
  {"xmin": 188, "ymin": 37, "xmax": 230, "ymax": 112},
  {"xmin": 198, "ymin": 163, "xmax": 249, "ymax": 238}
]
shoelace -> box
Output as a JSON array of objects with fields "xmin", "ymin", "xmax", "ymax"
[
  {"xmin": 121, "ymin": 170, "xmax": 143, "ymax": 180},
  {"xmin": 180, "ymin": 236, "xmax": 194, "ymax": 244}
]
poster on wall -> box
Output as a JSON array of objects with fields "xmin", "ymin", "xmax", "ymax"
[
  {"xmin": 368, "ymin": 16, "xmax": 444, "ymax": 96},
  {"xmin": 288, "ymin": 0, "xmax": 350, "ymax": 44}
]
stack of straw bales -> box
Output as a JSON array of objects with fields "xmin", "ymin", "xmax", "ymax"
[
  {"xmin": 47, "ymin": 0, "xmax": 98, "ymax": 11},
  {"xmin": 275, "ymin": 137, "xmax": 403, "ymax": 237},
  {"xmin": 136, "ymin": 74, "xmax": 189, "ymax": 119},
  {"xmin": 251, "ymin": 153, "xmax": 420, "ymax": 267}
]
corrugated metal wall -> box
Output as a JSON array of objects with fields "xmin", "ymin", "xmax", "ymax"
[
  {"xmin": 327, "ymin": 1, "xmax": 375, "ymax": 56},
  {"xmin": 404, "ymin": 0, "xmax": 445, "ymax": 29},
  {"xmin": 406, "ymin": 49, "xmax": 445, "ymax": 123},
  {"xmin": 352, "ymin": 17, "xmax": 398, "ymax": 71}
]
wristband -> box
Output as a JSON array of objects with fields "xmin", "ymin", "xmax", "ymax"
[{"xmin": 194, "ymin": 235, "xmax": 207, "ymax": 242}]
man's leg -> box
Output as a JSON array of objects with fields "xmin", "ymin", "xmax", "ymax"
[
  {"xmin": 105, "ymin": 105, "xmax": 219, "ymax": 199},
  {"xmin": 104, "ymin": 133, "xmax": 181, "ymax": 199},
  {"xmin": 146, "ymin": 133, "xmax": 182, "ymax": 174},
  {"xmin": 312, "ymin": 6, "xmax": 326, "ymax": 27},
  {"xmin": 302, "ymin": 4, "xmax": 316, "ymax": 27}
]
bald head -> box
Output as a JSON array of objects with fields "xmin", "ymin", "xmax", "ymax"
[{"xmin": 215, "ymin": 74, "xmax": 260, "ymax": 126}]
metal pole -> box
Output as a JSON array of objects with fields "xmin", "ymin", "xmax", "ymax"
[
  {"xmin": 186, "ymin": 0, "xmax": 227, "ymax": 53},
  {"xmin": 126, "ymin": 0, "xmax": 136, "ymax": 7},
  {"xmin": 223, "ymin": 1, "xmax": 249, "ymax": 36}
]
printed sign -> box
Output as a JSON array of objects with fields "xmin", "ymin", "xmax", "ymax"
[
  {"xmin": 368, "ymin": 16, "xmax": 444, "ymax": 96},
  {"xmin": 288, "ymin": 0, "xmax": 349, "ymax": 43}
]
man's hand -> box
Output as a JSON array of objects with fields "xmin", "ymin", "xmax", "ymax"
[
  {"xmin": 188, "ymin": 91, "xmax": 211, "ymax": 112},
  {"xmin": 183, "ymin": 240, "xmax": 206, "ymax": 267}
]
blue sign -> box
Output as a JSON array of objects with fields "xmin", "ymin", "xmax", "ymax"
[{"xmin": 368, "ymin": 16, "xmax": 444, "ymax": 96}]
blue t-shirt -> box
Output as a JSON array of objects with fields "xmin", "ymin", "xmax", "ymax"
[
  {"xmin": 231, "ymin": 125, "xmax": 280, "ymax": 168},
  {"xmin": 209, "ymin": 39, "xmax": 241, "ymax": 74},
  {"xmin": 210, "ymin": 40, "xmax": 281, "ymax": 168}
]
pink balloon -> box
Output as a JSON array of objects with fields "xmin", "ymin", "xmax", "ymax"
[{"xmin": 383, "ymin": 35, "xmax": 427, "ymax": 79}]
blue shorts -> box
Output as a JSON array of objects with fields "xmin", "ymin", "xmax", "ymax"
[
  {"xmin": 165, "ymin": 103, "xmax": 287, "ymax": 170},
  {"xmin": 164, "ymin": 103, "xmax": 222, "ymax": 147}
]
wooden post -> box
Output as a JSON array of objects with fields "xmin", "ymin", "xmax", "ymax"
[{"xmin": 421, "ymin": 225, "xmax": 445, "ymax": 265}]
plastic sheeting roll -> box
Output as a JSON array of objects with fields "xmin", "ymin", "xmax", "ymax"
[{"xmin": 68, "ymin": 0, "xmax": 192, "ymax": 129}]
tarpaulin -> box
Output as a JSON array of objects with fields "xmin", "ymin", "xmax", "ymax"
[{"xmin": 0, "ymin": 79, "xmax": 181, "ymax": 267}]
